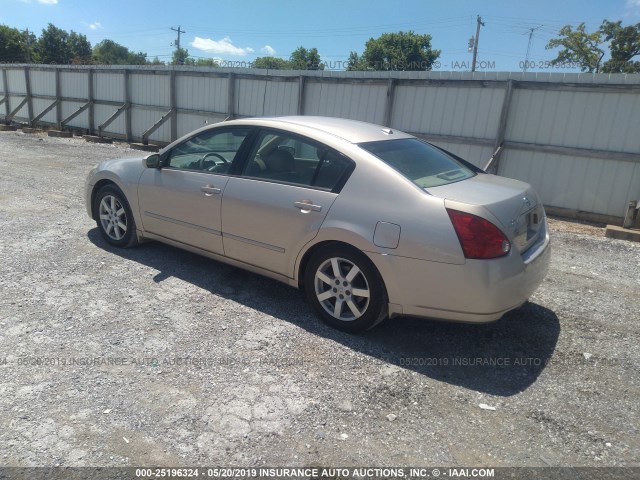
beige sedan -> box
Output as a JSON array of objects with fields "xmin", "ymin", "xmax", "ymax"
[{"xmin": 86, "ymin": 116, "xmax": 550, "ymax": 332}]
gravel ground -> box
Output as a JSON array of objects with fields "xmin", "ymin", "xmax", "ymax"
[{"xmin": 0, "ymin": 131, "xmax": 638, "ymax": 468}]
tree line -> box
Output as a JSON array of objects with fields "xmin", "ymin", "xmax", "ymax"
[
  {"xmin": 1, "ymin": 20, "xmax": 638, "ymax": 72},
  {"xmin": 174, "ymin": 46, "xmax": 326, "ymax": 70},
  {"xmin": 0, "ymin": 23, "xmax": 443, "ymax": 70},
  {"xmin": 179, "ymin": 32, "xmax": 441, "ymax": 71},
  {"xmin": 0, "ymin": 24, "xmax": 149, "ymax": 65},
  {"xmin": 545, "ymin": 20, "xmax": 640, "ymax": 73}
]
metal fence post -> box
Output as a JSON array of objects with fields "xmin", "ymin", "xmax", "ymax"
[
  {"xmin": 383, "ymin": 78, "xmax": 397, "ymax": 127},
  {"xmin": 124, "ymin": 69, "xmax": 132, "ymax": 142},
  {"xmin": 24, "ymin": 66, "xmax": 33, "ymax": 126},
  {"xmin": 1, "ymin": 68, "xmax": 9, "ymax": 123},
  {"xmin": 55, "ymin": 68, "xmax": 62, "ymax": 128},
  {"xmin": 486, "ymin": 79, "xmax": 514, "ymax": 174},
  {"xmin": 170, "ymin": 70, "xmax": 177, "ymax": 141},
  {"xmin": 88, "ymin": 69, "xmax": 95, "ymax": 134},
  {"xmin": 227, "ymin": 72, "xmax": 235, "ymax": 119},
  {"xmin": 297, "ymin": 75, "xmax": 306, "ymax": 115}
]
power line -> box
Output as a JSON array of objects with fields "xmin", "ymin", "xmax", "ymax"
[{"xmin": 178, "ymin": 16, "xmax": 472, "ymax": 36}]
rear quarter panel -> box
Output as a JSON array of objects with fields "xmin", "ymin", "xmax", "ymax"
[
  {"xmin": 323, "ymin": 145, "xmax": 464, "ymax": 263},
  {"xmin": 294, "ymin": 144, "xmax": 466, "ymax": 282}
]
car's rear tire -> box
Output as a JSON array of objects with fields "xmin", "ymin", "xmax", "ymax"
[
  {"xmin": 304, "ymin": 245, "xmax": 387, "ymax": 333},
  {"xmin": 93, "ymin": 184, "xmax": 138, "ymax": 248}
]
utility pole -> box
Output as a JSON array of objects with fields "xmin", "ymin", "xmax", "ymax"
[
  {"xmin": 171, "ymin": 26, "xmax": 186, "ymax": 65},
  {"xmin": 24, "ymin": 29, "xmax": 31, "ymax": 63},
  {"xmin": 523, "ymin": 25, "xmax": 543, "ymax": 72},
  {"xmin": 471, "ymin": 15, "xmax": 484, "ymax": 72}
]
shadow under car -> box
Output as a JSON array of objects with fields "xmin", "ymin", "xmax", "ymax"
[{"xmin": 87, "ymin": 228, "xmax": 560, "ymax": 397}]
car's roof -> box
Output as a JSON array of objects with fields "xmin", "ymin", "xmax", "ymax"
[{"xmin": 226, "ymin": 116, "xmax": 415, "ymax": 144}]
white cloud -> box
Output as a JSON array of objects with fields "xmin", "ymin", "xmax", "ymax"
[
  {"xmin": 191, "ymin": 36, "xmax": 254, "ymax": 56},
  {"xmin": 89, "ymin": 22, "xmax": 102, "ymax": 30},
  {"xmin": 261, "ymin": 45, "xmax": 276, "ymax": 56},
  {"xmin": 37, "ymin": 0, "xmax": 58, "ymax": 4}
]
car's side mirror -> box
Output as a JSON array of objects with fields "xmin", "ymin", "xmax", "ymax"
[{"xmin": 144, "ymin": 153, "xmax": 160, "ymax": 168}]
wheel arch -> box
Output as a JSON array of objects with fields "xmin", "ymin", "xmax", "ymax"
[
  {"xmin": 92, "ymin": 180, "xmax": 140, "ymax": 248},
  {"xmin": 296, "ymin": 240, "xmax": 388, "ymax": 300},
  {"xmin": 90, "ymin": 176, "xmax": 139, "ymax": 225},
  {"xmin": 297, "ymin": 240, "xmax": 341, "ymax": 288},
  {"xmin": 90, "ymin": 179, "xmax": 120, "ymax": 220},
  {"xmin": 300, "ymin": 239, "xmax": 390, "ymax": 332}
]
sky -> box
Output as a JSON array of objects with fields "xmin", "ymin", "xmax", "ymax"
[{"xmin": 1, "ymin": 0, "xmax": 640, "ymax": 71}]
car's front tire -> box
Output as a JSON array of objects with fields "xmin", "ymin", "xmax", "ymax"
[
  {"xmin": 305, "ymin": 245, "xmax": 387, "ymax": 332},
  {"xmin": 93, "ymin": 184, "xmax": 138, "ymax": 248}
]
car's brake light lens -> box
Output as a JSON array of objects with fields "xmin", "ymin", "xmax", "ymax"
[{"xmin": 446, "ymin": 208, "xmax": 511, "ymax": 259}]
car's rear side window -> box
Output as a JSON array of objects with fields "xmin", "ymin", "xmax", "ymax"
[
  {"xmin": 359, "ymin": 138, "xmax": 475, "ymax": 188},
  {"xmin": 242, "ymin": 130, "xmax": 353, "ymax": 191}
]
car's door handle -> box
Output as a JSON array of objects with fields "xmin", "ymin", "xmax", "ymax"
[
  {"xmin": 201, "ymin": 185, "xmax": 221, "ymax": 196},
  {"xmin": 294, "ymin": 201, "xmax": 322, "ymax": 212}
]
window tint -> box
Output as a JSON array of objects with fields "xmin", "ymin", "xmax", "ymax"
[
  {"xmin": 359, "ymin": 138, "xmax": 475, "ymax": 188},
  {"xmin": 312, "ymin": 150, "xmax": 352, "ymax": 189},
  {"xmin": 243, "ymin": 131, "xmax": 352, "ymax": 190},
  {"xmin": 167, "ymin": 128, "xmax": 251, "ymax": 173}
]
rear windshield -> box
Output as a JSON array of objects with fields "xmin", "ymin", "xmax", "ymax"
[{"xmin": 359, "ymin": 138, "xmax": 475, "ymax": 188}]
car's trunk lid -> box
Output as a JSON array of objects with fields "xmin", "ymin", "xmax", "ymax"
[{"xmin": 427, "ymin": 173, "xmax": 545, "ymax": 254}]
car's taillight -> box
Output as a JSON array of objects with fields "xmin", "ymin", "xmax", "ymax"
[{"xmin": 446, "ymin": 208, "xmax": 511, "ymax": 259}]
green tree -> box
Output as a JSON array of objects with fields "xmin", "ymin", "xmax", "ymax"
[
  {"xmin": 128, "ymin": 51, "xmax": 147, "ymax": 65},
  {"xmin": 357, "ymin": 31, "xmax": 440, "ymax": 71},
  {"xmin": 546, "ymin": 20, "xmax": 640, "ymax": 73},
  {"xmin": 194, "ymin": 58, "xmax": 219, "ymax": 67},
  {"xmin": 600, "ymin": 20, "xmax": 640, "ymax": 73},
  {"xmin": 545, "ymin": 23, "xmax": 605, "ymax": 72},
  {"xmin": 252, "ymin": 56, "xmax": 290, "ymax": 69},
  {"xmin": 93, "ymin": 39, "xmax": 146, "ymax": 65},
  {"xmin": 36, "ymin": 23, "xmax": 71, "ymax": 64},
  {"xmin": 148, "ymin": 56, "xmax": 165, "ymax": 65},
  {"xmin": 68, "ymin": 31, "xmax": 92, "ymax": 64},
  {"xmin": 24, "ymin": 30, "xmax": 38, "ymax": 62},
  {"xmin": 172, "ymin": 47, "xmax": 189, "ymax": 65},
  {"xmin": 184, "ymin": 57, "xmax": 219, "ymax": 67},
  {"xmin": 289, "ymin": 46, "xmax": 324, "ymax": 70},
  {"xmin": 0, "ymin": 25, "xmax": 30, "ymax": 62},
  {"xmin": 346, "ymin": 51, "xmax": 367, "ymax": 71}
]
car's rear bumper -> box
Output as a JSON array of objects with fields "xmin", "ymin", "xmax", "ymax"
[{"xmin": 369, "ymin": 223, "xmax": 551, "ymax": 323}]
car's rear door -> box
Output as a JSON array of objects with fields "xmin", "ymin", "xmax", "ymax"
[
  {"xmin": 137, "ymin": 126, "xmax": 253, "ymax": 254},
  {"xmin": 221, "ymin": 129, "xmax": 354, "ymax": 277}
]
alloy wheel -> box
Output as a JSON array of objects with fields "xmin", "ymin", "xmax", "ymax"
[
  {"xmin": 98, "ymin": 194, "xmax": 128, "ymax": 241},
  {"xmin": 313, "ymin": 256, "xmax": 371, "ymax": 321}
]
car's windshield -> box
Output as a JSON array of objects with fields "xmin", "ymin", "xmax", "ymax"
[{"xmin": 359, "ymin": 138, "xmax": 475, "ymax": 188}]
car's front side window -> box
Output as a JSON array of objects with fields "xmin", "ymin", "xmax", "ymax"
[
  {"xmin": 166, "ymin": 128, "xmax": 251, "ymax": 173},
  {"xmin": 243, "ymin": 130, "xmax": 353, "ymax": 191}
]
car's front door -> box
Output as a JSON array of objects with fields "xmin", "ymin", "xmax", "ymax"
[
  {"xmin": 137, "ymin": 127, "xmax": 252, "ymax": 254},
  {"xmin": 221, "ymin": 129, "xmax": 354, "ymax": 277}
]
